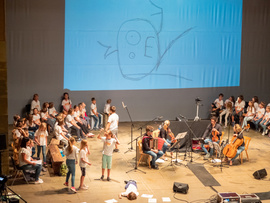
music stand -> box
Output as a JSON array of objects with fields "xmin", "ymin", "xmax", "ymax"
[
  {"xmin": 162, "ymin": 132, "xmax": 188, "ymax": 170},
  {"xmin": 126, "ymin": 134, "xmax": 146, "ymax": 174}
]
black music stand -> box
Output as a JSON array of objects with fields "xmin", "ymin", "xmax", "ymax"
[
  {"xmin": 126, "ymin": 134, "xmax": 146, "ymax": 174},
  {"xmin": 179, "ymin": 115, "xmax": 197, "ymax": 163}
]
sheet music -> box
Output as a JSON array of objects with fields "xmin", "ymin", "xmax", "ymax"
[{"xmin": 175, "ymin": 132, "xmax": 188, "ymax": 139}]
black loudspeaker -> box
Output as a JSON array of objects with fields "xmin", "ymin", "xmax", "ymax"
[
  {"xmin": 173, "ymin": 182, "xmax": 189, "ymax": 194},
  {"xmin": 253, "ymin": 169, "xmax": 267, "ymax": 179},
  {"xmin": 0, "ymin": 134, "xmax": 7, "ymax": 150}
]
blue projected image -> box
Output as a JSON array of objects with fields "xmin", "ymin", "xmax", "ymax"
[{"xmin": 64, "ymin": 0, "xmax": 243, "ymax": 91}]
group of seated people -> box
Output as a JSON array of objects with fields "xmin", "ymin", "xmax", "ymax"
[
  {"xmin": 211, "ymin": 94, "xmax": 270, "ymax": 136},
  {"xmin": 11, "ymin": 93, "xmax": 115, "ymax": 184}
]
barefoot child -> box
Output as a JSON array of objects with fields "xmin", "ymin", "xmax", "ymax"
[
  {"xmin": 97, "ymin": 129, "xmax": 120, "ymax": 181},
  {"xmin": 79, "ymin": 140, "xmax": 91, "ymax": 190}
]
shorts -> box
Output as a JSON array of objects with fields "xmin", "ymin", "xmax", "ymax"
[
  {"xmin": 102, "ymin": 154, "xmax": 112, "ymax": 169},
  {"xmin": 81, "ymin": 167, "xmax": 86, "ymax": 176},
  {"xmin": 111, "ymin": 129, "xmax": 118, "ymax": 138}
]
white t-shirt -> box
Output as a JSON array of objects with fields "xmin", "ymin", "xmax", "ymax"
[
  {"xmin": 121, "ymin": 183, "xmax": 139, "ymax": 197},
  {"xmin": 48, "ymin": 107, "xmax": 57, "ymax": 116},
  {"xmin": 30, "ymin": 100, "xmax": 41, "ymax": 114},
  {"xmin": 246, "ymin": 107, "xmax": 255, "ymax": 117},
  {"xmin": 256, "ymin": 107, "xmax": 265, "ymax": 118},
  {"xmin": 35, "ymin": 130, "xmax": 48, "ymax": 146},
  {"xmin": 33, "ymin": 114, "xmax": 40, "ymax": 122},
  {"xmin": 19, "ymin": 147, "xmax": 31, "ymax": 167},
  {"xmin": 26, "ymin": 120, "xmax": 36, "ymax": 128},
  {"xmin": 13, "ymin": 129, "xmax": 22, "ymax": 138},
  {"xmin": 41, "ymin": 112, "xmax": 48, "ymax": 120},
  {"xmin": 108, "ymin": 113, "xmax": 119, "ymax": 131},
  {"xmin": 91, "ymin": 103, "xmax": 97, "ymax": 115},
  {"xmin": 66, "ymin": 114, "xmax": 74, "ymax": 128},
  {"xmin": 64, "ymin": 145, "xmax": 79, "ymax": 161},
  {"xmin": 254, "ymin": 102, "xmax": 259, "ymax": 112},
  {"xmin": 263, "ymin": 112, "xmax": 270, "ymax": 120},
  {"xmin": 104, "ymin": 104, "xmax": 110, "ymax": 114},
  {"xmin": 214, "ymin": 98, "xmax": 224, "ymax": 109},
  {"xmin": 225, "ymin": 99, "xmax": 234, "ymax": 107},
  {"xmin": 101, "ymin": 137, "xmax": 116, "ymax": 156},
  {"xmin": 80, "ymin": 148, "xmax": 89, "ymax": 168},
  {"xmin": 62, "ymin": 99, "xmax": 72, "ymax": 111},
  {"xmin": 235, "ymin": 100, "xmax": 245, "ymax": 112},
  {"xmin": 54, "ymin": 125, "xmax": 64, "ymax": 140}
]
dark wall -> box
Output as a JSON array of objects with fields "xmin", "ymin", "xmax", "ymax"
[{"xmin": 6, "ymin": 0, "xmax": 270, "ymax": 124}]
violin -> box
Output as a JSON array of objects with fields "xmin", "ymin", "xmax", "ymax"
[
  {"xmin": 211, "ymin": 129, "xmax": 219, "ymax": 142},
  {"xmin": 168, "ymin": 129, "xmax": 176, "ymax": 143},
  {"xmin": 223, "ymin": 124, "xmax": 250, "ymax": 158}
]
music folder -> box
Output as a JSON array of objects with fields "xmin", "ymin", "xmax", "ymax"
[{"xmin": 175, "ymin": 132, "xmax": 188, "ymax": 140}]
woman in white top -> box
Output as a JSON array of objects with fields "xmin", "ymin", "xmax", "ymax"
[
  {"xmin": 19, "ymin": 137, "xmax": 43, "ymax": 184},
  {"xmin": 30, "ymin": 94, "xmax": 41, "ymax": 114},
  {"xmin": 64, "ymin": 137, "xmax": 79, "ymax": 193},
  {"xmin": 62, "ymin": 92, "xmax": 72, "ymax": 113},
  {"xmin": 242, "ymin": 101, "xmax": 255, "ymax": 129}
]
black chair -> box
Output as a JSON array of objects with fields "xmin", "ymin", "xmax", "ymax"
[{"xmin": 10, "ymin": 156, "xmax": 29, "ymax": 186}]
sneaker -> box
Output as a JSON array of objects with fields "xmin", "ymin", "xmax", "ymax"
[
  {"xmin": 77, "ymin": 138, "xmax": 82, "ymax": 142},
  {"xmin": 83, "ymin": 184, "xmax": 89, "ymax": 188},
  {"xmin": 113, "ymin": 149, "xmax": 119, "ymax": 152},
  {"xmin": 204, "ymin": 153, "xmax": 210, "ymax": 160},
  {"xmin": 262, "ymin": 132, "xmax": 265, "ymax": 136},
  {"xmin": 124, "ymin": 180, "xmax": 128, "ymax": 184},
  {"xmin": 100, "ymin": 175, "xmax": 104, "ymax": 180},
  {"xmin": 107, "ymin": 177, "xmax": 111, "ymax": 181},
  {"xmin": 266, "ymin": 129, "xmax": 269, "ymax": 135},
  {"xmin": 42, "ymin": 167, "xmax": 47, "ymax": 172},
  {"xmin": 63, "ymin": 182, "xmax": 68, "ymax": 186},
  {"xmin": 79, "ymin": 185, "xmax": 88, "ymax": 190},
  {"xmin": 35, "ymin": 179, "xmax": 43, "ymax": 184},
  {"xmin": 70, "ymin": 187, "xmax": 77, "ymax": 193}
]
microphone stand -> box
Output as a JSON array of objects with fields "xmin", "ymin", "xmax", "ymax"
[
  {"xmin": 137, "ymin": 116, "xmax": 162, "ymax": 137},
  {"xmin": 123, "ymin": 103, "xmax": 135, "ymax": 154},
  {"xmin": 126, "ymin": 134, "xmax": 146, "ymax": 174},
  {"xmin": 179, "ymin": 115, "xmax": 197, "ymax": 163}
]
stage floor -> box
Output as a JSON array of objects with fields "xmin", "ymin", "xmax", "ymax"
[{"xmin": 7, "ymin": 121, "xmax": 270, "ymax": 203}]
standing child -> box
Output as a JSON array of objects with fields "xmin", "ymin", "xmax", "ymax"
[
  {"xmin": 64, "ymin": 137, "xmax": 79, "ymax": 193},
  {"xmin": 97, "ymin": 129, "xmax": 120, "ymax": 181},
  {"xmin": 79, "ymin": 140, "xmax": 91, "ymax": 190},
  {"xmin": 103, "ymin": 99, "xmax": 111, "ymax": 125},
  {"xmin": 106, "ymin": 106, "xmax": 119, "ymax": 152},
  {"xmin": 34, "ymin": 122, "xmax": 48, "ymax": 166},
  {"xmin": 91, "ymin": 97, "xmax": 102, "ymax": 130}
]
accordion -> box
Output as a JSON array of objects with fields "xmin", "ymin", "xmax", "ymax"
[{"xmin": 150, "ymin": 138, "xmax": 165, "ymax": 151}]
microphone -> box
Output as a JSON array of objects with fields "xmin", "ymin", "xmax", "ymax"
[
  {"xmin": 157, "ymin": 116, "xmax": 163, "ymax": 120},
  {"xmin": 122, "ymin": 102, "xmax": 126, "ymax": 109},
  {"xmin": 176, "ymin": 117, "xmax": 181, "ymax": 121}
]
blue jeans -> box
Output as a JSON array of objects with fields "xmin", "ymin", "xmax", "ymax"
[
  {"xmin": 260, "ymin": 120, "xmax": 270, "ymax": 133},
  {"xmin": 231, "ymin": 145, "xmax": 245, "ymax": 162},
  {"xmin": 162, "ymin": 139, "xmax": 171, "ymax": 154},
  {"xmin": 252, "ymin": 118, "xmax": 262, "ymax": 130},
  {"xmin": 201, "ymin": 138, "xmax": 219, "ymax": 156},
  {"xmin": 21, "ymin": 164, "xmax": 42, "ymax": 181},
  {"xmin": 66, "ymin": 159, "xmax": 76, "ymax": 187},
  {"xmin": 144, "ymin": 150, "xmax": 164, "ymax": 166},
  {"xmin": 37, "ymin": 145, "xmax": 46, "ymax": 164},
  {"xmin": 92, "ymin": 114, "xmax": 102, "ymax": 128}
]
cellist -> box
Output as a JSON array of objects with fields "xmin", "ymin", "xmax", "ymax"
[
  {"xmin": 224, "ymin": 124, "xmax": 245, "ymax": 166},
  {"xmin": 201, "ymin": 117, "xmax": 222, "ymax": 160}
]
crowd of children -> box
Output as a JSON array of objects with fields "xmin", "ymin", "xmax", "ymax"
[{"xmin": 212, "ymin": 94, "xmax": 270, "ymax": 136}]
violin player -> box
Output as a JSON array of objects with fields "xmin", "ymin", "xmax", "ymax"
[
  {"xmin": 158, "ymin": 120, "xmax": 174, "ymax": 160},
  {"xmin": 201, "ymin": 117, "xmax": 222, "ymax": 159}
]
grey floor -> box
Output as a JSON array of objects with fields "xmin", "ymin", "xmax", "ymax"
[{"xmin": 7, "ymin": 121, "xmax": 270, "ymax": 203}]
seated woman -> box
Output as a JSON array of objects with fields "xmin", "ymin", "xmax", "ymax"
[
  {"xmin": 19, "ymin": 137, "xmax": 43, "ymax": 184},
  {"xmin": 242, "ymin": 101, "xmax": 255, "ymax": 130},
  {"xmin": 159, "ymin": 120, "xmax": 173, "ymax": 160},
  {"xmin": 224, "ymin": 124, "xmax": 245, "ymax": 166}
]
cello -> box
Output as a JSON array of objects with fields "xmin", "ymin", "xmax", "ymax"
[{"xmin": 223, "ymin": 124, "xmax": 250, "ymax": 158}]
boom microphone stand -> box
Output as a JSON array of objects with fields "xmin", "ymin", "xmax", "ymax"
[
  {"xmin": 137, "ymin": 116, "xmax": 163, "ymax": 137},
  {"xmin": 122, "ymin": 102, "xmax": 135, "ymax": 154}
]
